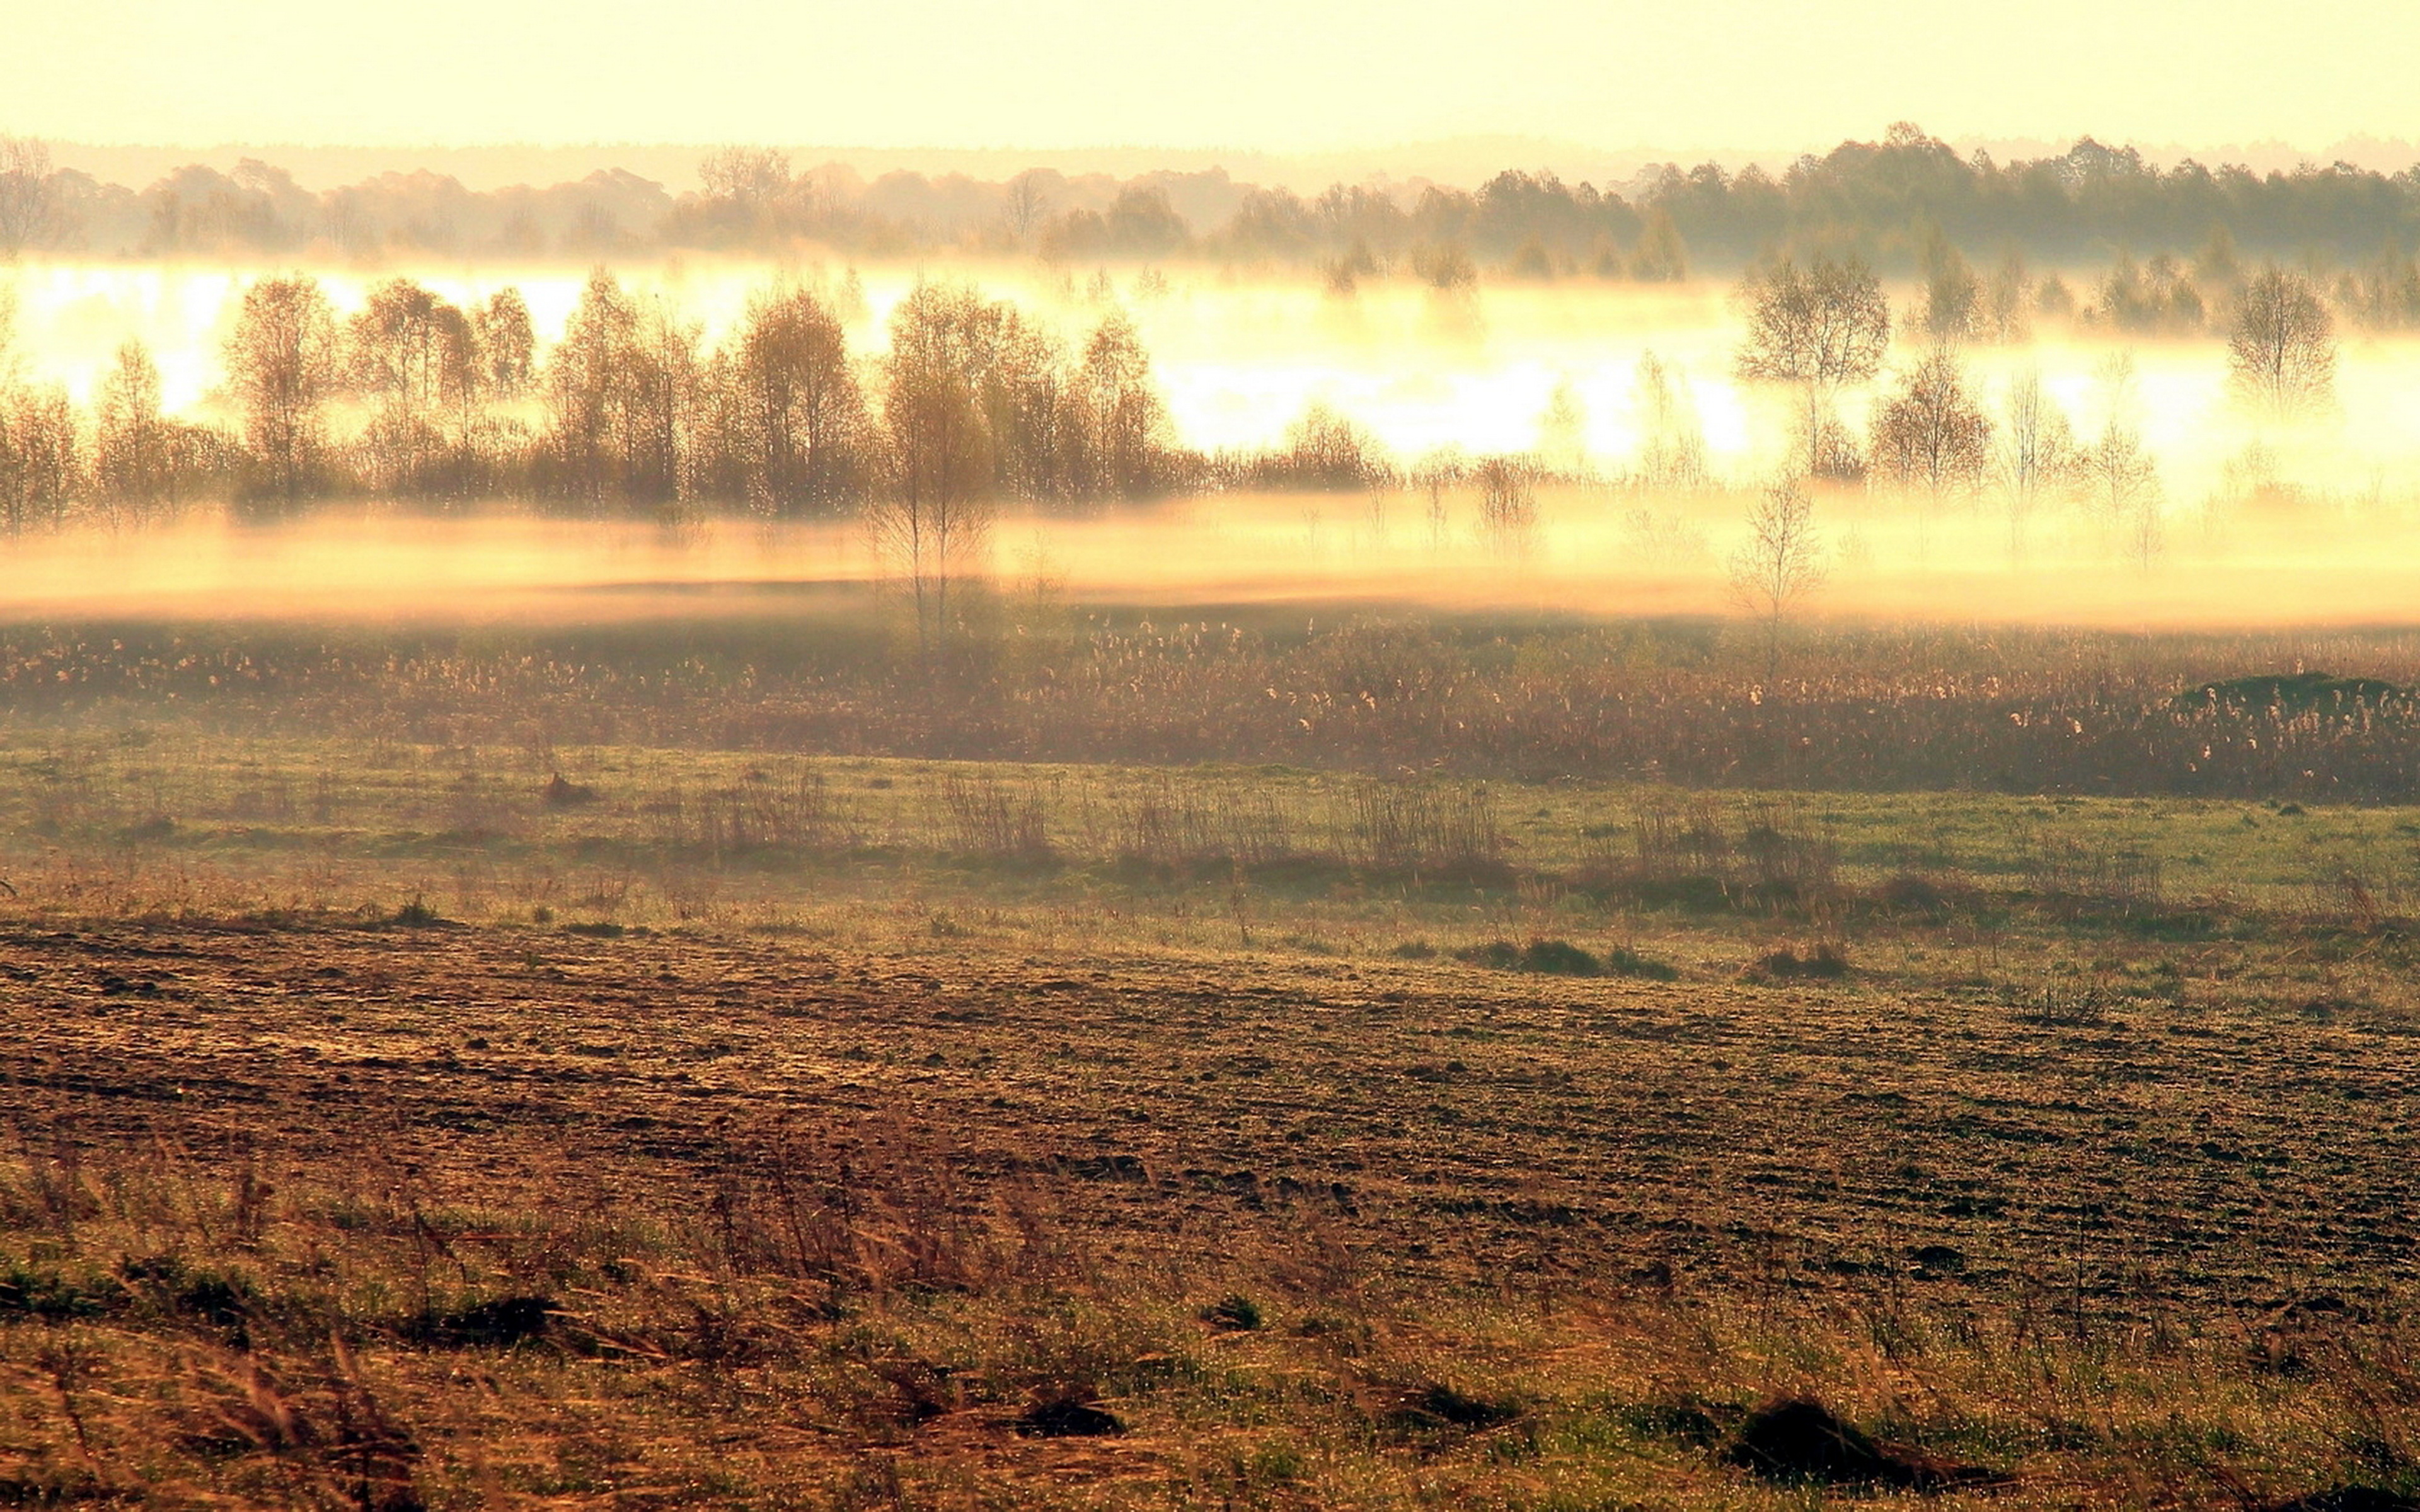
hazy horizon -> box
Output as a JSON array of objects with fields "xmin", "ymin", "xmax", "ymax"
[
  {"xmin": 13, "ymin": 0, "xmax": 2420, "ymax": 168},
  {"xmin": 21, "ymin": 129, "xmax": 2420, "ymax": 198}
]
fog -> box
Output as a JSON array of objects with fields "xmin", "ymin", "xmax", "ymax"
[{"xmin": 4, "ymin": 260, "xmax": 2419, "ymax": 630}]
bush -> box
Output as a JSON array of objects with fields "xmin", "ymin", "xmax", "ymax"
[
  {"xmin": 1446, "ymin": 938, "xmax": 1674, "ymax": 978},
  {"xmin": 1753, "ymin": 942, "xmax": 1850, "ymax": 980},
  {"xmin": 1603, "ymin": 945, "xmax": 1680, "ymax": 981},
  {"xmin": 1200, "ymin": 1294, "xmax": 1264, "ymax": 1331}
]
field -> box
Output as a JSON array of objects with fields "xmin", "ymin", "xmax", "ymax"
[{"xmin": 6, "ymin": 609, "xmax": 2420, "ymax": 1508}]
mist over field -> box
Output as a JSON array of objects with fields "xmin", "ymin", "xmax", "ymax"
[
  {"xmin": 4, "ymin": 256, "xmax": 2419, "ymax": 630},
  {"xmin": 15, "ymin": 105, "xmax": 2420, "ymax": 1511}
]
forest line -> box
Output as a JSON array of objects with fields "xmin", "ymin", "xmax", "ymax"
[{"xmin": 4, "ymin": 125, "xmax": 2420, "ymax": 312}]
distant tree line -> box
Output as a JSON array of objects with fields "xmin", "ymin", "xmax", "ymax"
[
  {"xmin": 0, "ymin": 266, "xmax": 1465, "ymax": 568},
  {"xmin": 1729, "ymin": 249, "xmax": 2339, "ymax": 590},
  {"xmin": 0, "ymin": 271, "xmax": 1223, "ymax": 531},
  {"xmin": 0, "ymin": 239, "xmax": 2356, "ymax": 556},
  {"xmin": 6, "ymin": 125, "xmax": 2420, "ymax": 298}
]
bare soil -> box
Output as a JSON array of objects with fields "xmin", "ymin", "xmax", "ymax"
[{"xmin": 8, "ymin": 916, "xmax": 2411, "ymax": 1315}]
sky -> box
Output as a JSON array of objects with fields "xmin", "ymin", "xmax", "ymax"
[{"xmin": 9, "ymin": 0, "xmax": 2419, "ymax": 159}]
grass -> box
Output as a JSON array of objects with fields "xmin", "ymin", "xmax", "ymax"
[
  {"xmin": 4, "ymin": 731, "xmax": 2419, "ymax": 945},
  {"xmin": 5, "ymin": 916, "xmax": 2420, "ymax": 1508},
  {"xmin": 4, "ymin": 618, "xmax": 2420, "ymax": 1505},
  {"xmin": 14, "ymin": 612, "xmax": 2420, "ymax": 799}
]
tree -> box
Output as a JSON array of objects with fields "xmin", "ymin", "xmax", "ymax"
[
  {"xmin": 347, "ymin": 278, "xmax": 476, "ymax": 495},
  {"xmin": 224, "ymin": 274, "xmax": 340, "ymax": 508},
  {"xmin": 722, "ymin": 285, "xmax": 868, "ymax": 515},
  {"xmin": 2228, "ymin": 265, "xmax": 2336, "ymax": 415},
  {"xmin": 1263, "ymin": 402, "xmax": 1390, "ymax": 491},
  {"xmin": 542, "ymin": 270, "xmax": 698, "ymax": 509},
  {"xmin": 0, "ymin": 382, "xmax": 80, "ymax": 531},
  {"xmin": 1102, "ymin": 185, "xmax": 1187, "ymax": 257},
  {"xmin": 872, "ymin": 283, "xmax": 1002, "ymax": 658},
  {"xmin": 1993, "ymin": 367, "xmax": 2074, "ymax": 554},
  {"xmin": 1734, "ymin": 257, "xmax": 1890, "ymax": 479},
  {"xmin": 93, "ymin": 340, "xmax": 170, "ymax": 520},
  {"xmin": 1627, "ymin": 209, "xmax": 1687, "ymax": 282},
  {"xmin": 696, "ymin": 147, "xmax": 792, "ymax": 244},
  {"xmin": 2075, "ymin": 354, "xmax": 2163, "ymax": 560},
  {"xmin": 1629, "ymin": 352, "xmax": 1710, "ymax": 493},
  {"xmin": 1533, "ymin": 378, "xmax": 1586, "ymax": 476},
  {"xmin": 976, "ymin": 309, "xmax": 1075, "ymax": 503},
  {"xmin": 1073, "ymin": 312, "xmax": 1170, "ymax": 500},
  {"xmin": 1411, "ymin": 448, "xmax": 1465, "ymax": 549},
  {"xmin": 2093, "ymin": 253, "xmax": 2205, "ymax": 335},
  {"xmin": 1002, "ymin": 170, "xmax": 1055, "ymax": 241},
  {"xmin": 1978, "ymin": 252, "xmax": 2033, "ymax": 344},
  {"xmin": 1870, "ymin": 348, "xmax": 1992, "ymax": 503},
  {"xmin": 1727, "ymin": 479, "xmax": 1825, "ymax": 682},
  {"xmin": 700, "ymin": 146, "xmax": 790, "ymax": 209},
  {"xmin": 473, "ymin": 289, "xmax": 535, "ymax": 400},
  {"xmin": 1473, "ymin": 456, "xmax": 1538, "ymax": 555},
  {"xmin": 0, "ymin": 136, "xmax": 59, "ymax": 257},
  {"xmin": 542, "ymin": 271, "xmax": 638, "ymax": 503},
  {"xmin": 0, "ymin": 243, "xmax": 71, "ymax": 524},
  {"xmin": 1919, "ymin": 233, "xmax": 1979, "ymax": 343}
]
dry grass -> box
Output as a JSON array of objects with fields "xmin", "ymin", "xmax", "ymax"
[
  {"xmin": 4, "ymin": 916, "xmax": 2420, "ymax": 1508},
  {"xmin": 3, "ymin": 617, "xmax": 2420, "ymax": 1504},
  {"xmin": 11, "ymin": 615, "xmax": 2420, "ymax": 798}
]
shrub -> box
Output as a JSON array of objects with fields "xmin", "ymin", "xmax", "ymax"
[{"xmin": 1753, "ymin": 942, "xmax": 1850, "ymax": 979}]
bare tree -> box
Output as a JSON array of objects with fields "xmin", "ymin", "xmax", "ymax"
[
  {"xmin": 1264, "ymin": 401, "xmax": 1390, "ymax": 491},
  {"xmin": 473, "ymin": 289, "xmax": 534, "ymax": 401},
  {"xmin": 1075, "ymin": 311, "xmax": 1170, "ymax": 500},
  {"xmin": 1920, "ymin": 233, "xmax": 1979, "ymax": 343},
  {"xmin": 542, "ymin": 270, "xmax": 698, "ymax": 509},
  {"xmin": 1735, "ymin": 256, "xmax": 1891, "ymax": 480},
  {"xmin": 1870, "ymin": 348, "xmax": 1993, "ymax": 503},
  {"xmin": 93, "ymin": 340, "xmax": 169, "ymax": 521},
  {"xmin": 1629, "ymin": 352, "xmax": 1710, "ymax": 493},
  {"xmin": 723, "ymin": 284, "xmax": 867, "ymax": 515},
  {"xmin": 872, "ymin": 283, "xmax": 1000, "ymax": 659},
  {"xmin": 224, "ymin": 274, "xmax": 340, "ymax": 508},
  {"xmin": 1003, "ymin": 170, "xmax": 1054, "ymax": 241},
  {"xmin": 0, "ymin": 136, "xmax": 59, "ymax": 257},
  {"xmin": 0, "ymin": 222, "xmax": 74, "ymax": 524},
  {"xmin": 1411, "ymin": 447, "xmax": 1466, "ymax": 550},
  {"xmin": 1533, "ymin": 378, "xmax": 1586, "ymax": 476},
  {"xmin": 1472, "ymin": 455, "xmax": 1538, "ymax": 555},
  {"xmin": 91, "ymin": 339, "xmax": 228, "ymax": 520},
  {"xmin": 1993, "ymin": 367, "xmax": 2073, "ymax": 554},
  {"xmin": 2075, "ymin": 353, "xmax": 2163, "ymax": 562},
  {"xmin": 1727, "ymin": 479, "xmax": 1826, "ymax": 682},
  {"xmin": 2228, "ymin": 265, "xmax": 2336, "ymax": 415},
  {"xmin": 0, "ymin": 382, "xmax": 81, "ymax": 532},
  {"xmin": 700, "ymin": 147, "xmax": 791, "ymax": 209},
  {"xmin": 348, "ymin": 278, "xmax": 475, "ymax": 495}
]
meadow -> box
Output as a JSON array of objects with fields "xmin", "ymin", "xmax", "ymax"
[
  {"xmin": 3, "ymin": 602, "xmax": 2420, "ymax": 1508},
  {"xmin": 9, "ymin": 152, "xmax": 2420, "ymax": 1504}
]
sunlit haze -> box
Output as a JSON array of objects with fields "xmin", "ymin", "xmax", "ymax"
[
  {"xmin": 12, "ymin": 0, "xmax": 2420, "ymax": 158},
  {"xmin": 20, "ymin": 6, "xmax": 2420, "ymax": 1506}
]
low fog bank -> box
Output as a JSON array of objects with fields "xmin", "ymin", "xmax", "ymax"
[{"xmin": 1, "ymin": 485, "xmax": 2414, "ymax": 633}]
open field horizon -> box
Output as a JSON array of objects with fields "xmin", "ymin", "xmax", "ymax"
[{"xmin": 10, "ymin": 52, "xmax": 2420, "ymax": 1503}]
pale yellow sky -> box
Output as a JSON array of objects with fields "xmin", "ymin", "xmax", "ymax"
[{"xmin": 9, "ymin": 0, "xmax": 2416, "ymax": 158}]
